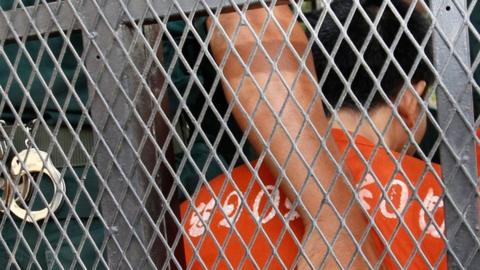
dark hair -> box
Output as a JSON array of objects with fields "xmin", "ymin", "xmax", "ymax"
[{"xmin": 306, "ymin": 0, "xmax": 434, "ymax": 115}]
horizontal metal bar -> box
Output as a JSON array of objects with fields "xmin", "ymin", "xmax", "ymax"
[
  {"xmin": 0, "ymin": 1, "xmax": 79, "ymax": 40},
  {"xmin": 0, "ymin": 0, "xmax": 288, "ymax": 41}
]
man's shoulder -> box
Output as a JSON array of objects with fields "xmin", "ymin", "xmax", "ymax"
[{"xmin": 330, "ymin": 129, "xmax": 442, "ymax": 187}]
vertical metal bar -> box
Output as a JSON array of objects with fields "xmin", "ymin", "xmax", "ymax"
[
  {"xmin": 143, "ymin": 24, "xmax": 186, "ymax": 270},
  {"xmin": 81, "ymin": 0, "xmax": 158, "ymax": 268},
  {"xmin": 431, "ymin": 0, "xmax": 480, "ymax": 268},
  {"xmin": 78, "ymin": 1, "xmax": 292, "ymax": 268}
]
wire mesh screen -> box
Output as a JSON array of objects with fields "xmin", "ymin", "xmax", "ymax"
[{"xmin": 0, "ymin": 0, "xmax": 479, "ymax": 269}]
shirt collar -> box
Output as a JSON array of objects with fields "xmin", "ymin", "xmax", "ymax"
[{"xmin": 330, "ymin": 128, "xmax": 378, "ymax": 148}]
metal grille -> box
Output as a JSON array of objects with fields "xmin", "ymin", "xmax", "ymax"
[{"xmin": 0, "ymin": 0, "xmax": 479, "ymax": 269}]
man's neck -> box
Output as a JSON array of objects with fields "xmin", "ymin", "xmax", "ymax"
[{"xmin": 330, "ymin": 107, "xmax": 404, "ymax": 151}]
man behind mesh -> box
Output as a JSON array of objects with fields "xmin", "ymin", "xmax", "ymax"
[
  {"xmin": 180, "ymin": 0, "xmax": 449, "ymax": 269},
  {"xmin": 306, "ymin": 0, "xmax": 447, "ymax": 268}
]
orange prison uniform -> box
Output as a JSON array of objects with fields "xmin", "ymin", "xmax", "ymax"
[{"xmin": 181, "ymin": 129, "xmax": 450, "ymax": 269}]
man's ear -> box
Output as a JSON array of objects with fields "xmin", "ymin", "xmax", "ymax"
[{"xmin": 397, "ymin": 80, "xmax": 427, "ymax": 128}]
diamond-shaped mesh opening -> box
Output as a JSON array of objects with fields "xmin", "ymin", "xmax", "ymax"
[{"xmin": 0, "ymin": 0, "xmax": 479, "ymax": 269}]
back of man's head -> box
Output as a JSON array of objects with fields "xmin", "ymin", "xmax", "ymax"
[{"xmin": 306, "ymin": 0, "xmax": 434, "ymax": 115}]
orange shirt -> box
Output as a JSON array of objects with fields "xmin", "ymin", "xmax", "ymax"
[
  {"xmin": 332, "ymin": 129, "xmax": 447, "ymax": 269},
  {"xmin": 181, "ymin": 129, "xmax": 448, "ymax": 269}
]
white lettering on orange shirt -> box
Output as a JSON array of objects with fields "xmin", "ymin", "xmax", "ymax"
[
  {"xmin": 419, "ymin": 188, "xmax": 445, "ymax": 239},
  {"xmin": 186, "ymin": 174, "xmax": 445, "ymax": 239},
  {"xmin": 379, "ymin": 179, "xmax": 409, "ymax": 219},
  {"xmin": 188, "ymin": 199, "xmax": 215, "ymax": 237},
  {"xmin": 219, "ymin": 191, "xmax": 242, "ymax": 228},
  {"xmin": 253, "ymin": 185, "xmax": 280, "ymax": 224},
  {"xmin": 358, "ymin": 173, "xmax": 375, "ymax": 210}
]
